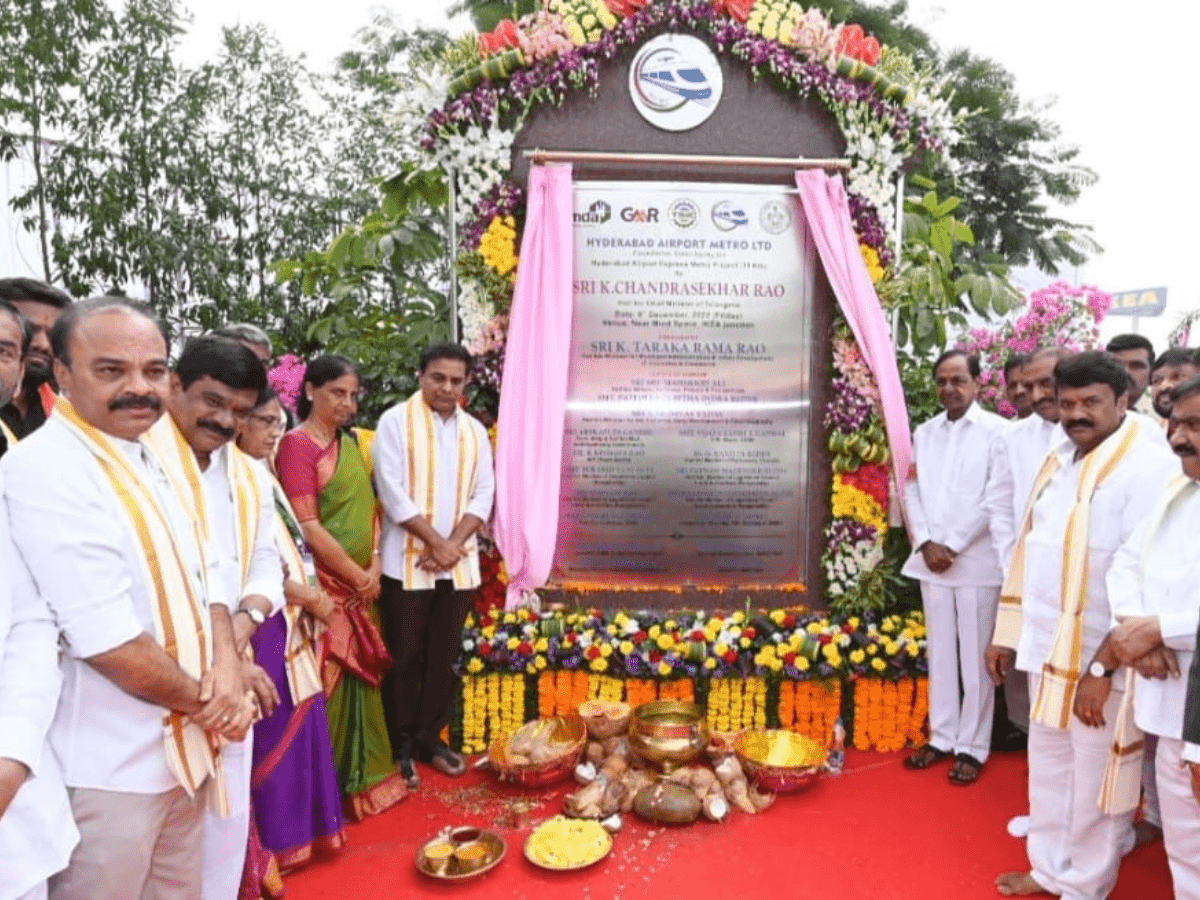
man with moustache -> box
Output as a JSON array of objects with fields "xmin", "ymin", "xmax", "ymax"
[
  {"xmin": 1148, "ymin": 347, "xmax": 1200, "ymax": 423},
  {"xmin": 1003, "ymin": 353, "xmax": 1032, "ymax": 419},
  {"xmin": 1106, "ymin": 333, "xmax": 1156, "ymax": 415},
  {"xmin": 143, "ymin": 336, "xmax": 282, "ymax": 900},
  {"xmin": 0, "ymin": 280, "xmax": 71, "ymax": 440},
  {"xmin": 988, "ymin": 352, "xmax": 1175, "ymax": 900},
  {"xmin": 2, "ymin": 298, "xmax": 252, "ymax": 900},
  {"xmin": 902, "ymin": 350, "xmax": 1009, "ymax": 785},
  {"xmin": 0, "ymin": 303, "xmax": 31, "ymax": 455},
  {"xmin": 1091, "ymin": 375, "xmax": 1200, "ymax": 900}
]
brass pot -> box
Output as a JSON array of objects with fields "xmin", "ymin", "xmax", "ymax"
[{"xmin": 627, "ymin": 700, "xmax": 709, "ymax": 772}]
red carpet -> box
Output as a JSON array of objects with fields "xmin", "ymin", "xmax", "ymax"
[{"xmin": 282, "ymin": 750, "xmax": 1172, "ymax": 899}]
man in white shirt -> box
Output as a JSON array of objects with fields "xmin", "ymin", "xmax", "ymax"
[
  {"xmin": 1107, "ymin": 333, "xmax": 1155, "ymax": 415},
  {"xmin": 152, "ymin": 335, "xmax": 284, "ymax": 900},
  {"xmin": 902, "ymin": 350, "xmax": 1009, "ymax": 784},
  {"xmin": 1148, "ymin": 347, "xmax": 1199, "ymax": 422},
  {"xmin": 2, "ymin": 298, "xmax": 251, "ymax": 900},
  {"xmin": 988, "ymin": 351, "xmax": 1176, "ymax": 900},
  {"xmin": 1003, "ymin": 353, "xmax": 1032, "ymax": 420},
  {"xmin": 1094, "ymin": 374, "xmax": 1200, "ymax": 900},
  {"xmin": 0, "ymin": 467, "xmax": 78, "ymax": 900},
  {"xmin": 372, "ymin": 344, "xmax": 495, "ymax": 787},
  {"xmin": 987, "ymin": 347, "xmax": 1072, "ymax": 760}
]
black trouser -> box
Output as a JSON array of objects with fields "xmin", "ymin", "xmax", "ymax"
[{"xmin": 378, "ymin": 575, "xmax": 475, "ymax": 758}]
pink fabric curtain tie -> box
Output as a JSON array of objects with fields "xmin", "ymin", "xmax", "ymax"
[{"xmin": 794, "ymin": 170, "xmax": 913, "ymax": 515}]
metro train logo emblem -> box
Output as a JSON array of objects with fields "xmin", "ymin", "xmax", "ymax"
[
  {"xmin": 634, "ymin": 54, "xmax": 714, "ymax": 109},
  {"xmin": 628, "ymin": 35, "xmax": 723, "ymax": 132}
]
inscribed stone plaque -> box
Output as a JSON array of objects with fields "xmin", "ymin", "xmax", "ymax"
[{"xmin": 552, "ymin": 181, "xmax": 813, "ymax": 588}]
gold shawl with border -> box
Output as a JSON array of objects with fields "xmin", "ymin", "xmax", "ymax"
[
  {"xmin": 55, "ymin": 399, "xmax": 221, "ymax": 801},
  {"xmin": 1099, "ymin": 472, "xmax": 1193, "ymax": 814},
  {"xmin": 993, "ymin": 416, "xmax": 1143, "ymax": 730},
  {"xmin": 400, "ymin": 392, "xmax": 482, "ymax": 590}
]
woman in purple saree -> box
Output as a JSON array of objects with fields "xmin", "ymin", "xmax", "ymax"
[{"xmin": 238, "ymin": 388, "xmax": 347, "ymax": 876}]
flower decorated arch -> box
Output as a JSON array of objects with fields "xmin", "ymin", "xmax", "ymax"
[{"xmin": 420, "ymin": 0, "xmax": 963, "ymax": 608}]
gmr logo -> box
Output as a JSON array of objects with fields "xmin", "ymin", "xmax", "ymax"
[{"xmin": 620, "ymin": 207, "xmax": 659, "ymax": 223}]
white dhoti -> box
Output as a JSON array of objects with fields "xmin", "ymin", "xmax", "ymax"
[
  {"xmin": 16, "ymin": 884, "xmax": 48, "ymax": 900},
  {"xmin": 922, "ymin": 583, "xmax": 999, "ymax": 762},
  {"xmin": 201, "ymin": 734, "xmax": 252, "ymax": 900},
  {"xmin": 1156, "ymin": 736, "xmax": 1200, "ymax": 900},
  {"xmin": 1026, "ymin": 674, "xmax": 1134, "ymax": 900}
]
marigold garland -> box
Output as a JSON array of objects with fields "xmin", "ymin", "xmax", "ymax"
[{"xmin": 465, "ymin": 672, "xmax": 925, "ymax": 753}]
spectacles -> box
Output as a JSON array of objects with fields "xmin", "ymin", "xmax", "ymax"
[{"xmin": 248, "ymin": 412, "xmax": 285, "ymax": 431}]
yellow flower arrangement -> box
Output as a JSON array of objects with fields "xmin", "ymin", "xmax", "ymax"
[
  {"xmin": 831, "ymin": 475, "xmax": 888, "ymax": 533},
  {"xmin": 859, "ymin": 243, "xmax": 886, "ymax": 284}
]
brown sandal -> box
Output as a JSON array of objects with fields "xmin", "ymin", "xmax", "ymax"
[
  {"xmin": 948, "ymin": 753, "xmax": 983, "ymax": 785},
  {"xmin": 903, "ymin": 745, "xmax": 952, "ymax": 770}
]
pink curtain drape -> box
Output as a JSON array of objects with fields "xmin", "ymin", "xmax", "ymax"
[
  {"xmin": 795, "ymin": 170, "xmax": 912, "ymax": 509},
  {"xmin": 493, "ymin": 164, "xmax": 574, "ymax": 609}
]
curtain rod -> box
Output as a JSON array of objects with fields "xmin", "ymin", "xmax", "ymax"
[{"xmin": 523, "ymin": 149, "xmax": 850, "ymax": 170}]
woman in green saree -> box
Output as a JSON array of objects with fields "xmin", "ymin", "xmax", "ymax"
[{"xmin": 275, "ymin": 355, "xmax": 409, "ymax": 818}]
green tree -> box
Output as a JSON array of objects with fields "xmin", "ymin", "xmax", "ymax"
[{"xmin": 0, "ymin": 0, "xmax": 116, "ymax": 280}]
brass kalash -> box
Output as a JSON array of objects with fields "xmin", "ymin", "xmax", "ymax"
[{"xmin": 627, "ymin": 700, "xmax": 709, "ymax": 773}]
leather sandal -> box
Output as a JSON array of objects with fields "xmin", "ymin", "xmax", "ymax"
[
  {"xmin": 948, "ymin": 753, "xmax": 983, "ymax": 785},
  {"xmin": 903, "ymin": 745, "xmax": 952, "ymax": 770},
  {"xmin": 428, "ymin": 745, "xmax": 466, "ymax": 777}
]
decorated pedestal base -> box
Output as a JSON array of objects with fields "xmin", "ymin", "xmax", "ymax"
[
  {"xmin": 452, "ymin": 606, "xmax": 929, "ymax": 753},
  {"xmin": 452, "ymin": 668, "xmax": 928, "ymax": 754}
]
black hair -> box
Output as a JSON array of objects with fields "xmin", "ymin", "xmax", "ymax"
[
  {"xmin": 297, "ymin": 354, "xmax": 359, "ymax": 421},
  {"xmin": 1170, "ymin": 373, "xmax": 1200, "ymax": 406},
  {"xmin": 1003, "ymin": 352, "xmax": 1030, "ymax": 378},
  {"xmin": 1150, "ymin": 346, "xmax": 1197, "ymax": 374},
  {"xmin": 1054, "ymin": 351, "xmax": 1130, "ymax": 400},
  {"xmin": 175, "ymin": 335, "xmax": 267, "ymax": 393},
  {"xmin": 1105, "ymin": 333, "xmax": 1155, "ymax": 364},
  {"xmin": 50, "ymin": 296, "xmax": 169, "ymax": 368},
  {"xmin": 252, "ymin": 385, "xmax": 279, "ymax": 409},
  {"xmin": 0, "ymin": 301, "xmax": 33, "ymax": 354},
  {"xmin": 933, "ymin": 349, "xmax": 980, "ymax": 380},
  {"xmin": 419, "ymin": 342, "xmax": 473, "ymax": 374},
  {"xmin": 0, "ymin": 278, "xmax": 73, "ymax": 310}
]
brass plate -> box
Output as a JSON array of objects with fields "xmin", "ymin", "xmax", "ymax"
[
  {"xmin": 415, "ymin": 828, "xmax": 506, "ymax": 881},
  {"xmin": 523, "ymin": 816, "xmax": 613, "ymax": 871}
]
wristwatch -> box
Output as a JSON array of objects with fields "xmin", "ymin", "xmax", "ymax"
[
  {"xmin": 1088, "ymin": 660, "xmax": 1116, "ymax": 678},
  {"xmin": 239, "ymin": 606, "xmax": 267, "ymax": 627}
]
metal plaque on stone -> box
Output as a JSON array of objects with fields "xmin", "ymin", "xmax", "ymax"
[{"xmin": 551, "ymin": 181, "xmax": 814, "ymax": 588}]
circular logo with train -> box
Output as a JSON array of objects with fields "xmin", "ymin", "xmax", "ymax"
[{"xmin": 628, "ymin": 34, "xmax": 723, "ymax": 132}]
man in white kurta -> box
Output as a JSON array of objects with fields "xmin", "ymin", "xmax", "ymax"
[
  {"xmin": 1100, "ymin": 379, "xmax": 1200, "ymax": 899},
  {"xmin": 902, "ymin": 351, "xmax": 1008, "ymax": 783},
  {"xmin": 149, "ymin": 336, "xmax": 283, "ymax": 900},
  {"xmin": 987, "ymin": 347, "xmax": 1069, "ymax": 570},
  {"xmin": 989, "ymin": 352, "xmax": 1175, "ymax": 900},
  {"xmin": 0, "ymin": 468, "xmax": 78, "ymax": 900},
  {"xmin": 3, "ymin": 299, "xmax": 250, "ymax": 900},
  {"xmin": 373, "ymin": 344, "xmax": 494, "ymax": 786}
]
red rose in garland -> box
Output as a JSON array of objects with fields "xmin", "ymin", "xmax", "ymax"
[
  {"xmin": 710, "ymin": 0, "xmax": 754, "ymax": 22},
  {"xmin": 836, "ymin": 23, "xmax": 882, "ymax": 66},
  {"xmin": 605, "ymin": 0, "xmax": 648, "ymax": 15},
  {"xmin": 477, "ymin": 19, "xmax": 520, "ymax": 57}
]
